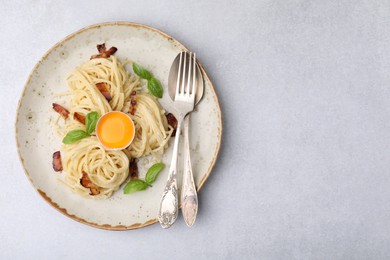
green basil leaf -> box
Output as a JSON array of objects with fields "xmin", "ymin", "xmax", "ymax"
[
  {"xmin": 145, "ymin": 162, "xmax": 165, "ymax": 184},
  {"xmin": 123, "ymin": 179, "xmax": 149, "ymax": 194},
  {"xmin": 147, "ymin": 77, "xmax": 163, "ymax": 98},
  {"xmin": 85, "ymin": 111, "xmax": 99, "ymax": 135},
  {"xmin": 62, "ymin": 130, "xmax": 89, "ymax": 144},
  {"xmin": 132, "ymin": 63, "xmax": 152, "ymax": 80}
]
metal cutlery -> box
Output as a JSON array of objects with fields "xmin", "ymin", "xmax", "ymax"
[
  {"xmin": 158, "ymin": 52, "xmax": 199, "ymax": 228},
  {"xmin": 168, "ymin": 51, "xmax": 204, "ymax": 227}
]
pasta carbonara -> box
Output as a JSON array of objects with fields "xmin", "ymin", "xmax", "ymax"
[{"xmin": 52, "ymin": 45, "xmax": 173, "ymax": 198}]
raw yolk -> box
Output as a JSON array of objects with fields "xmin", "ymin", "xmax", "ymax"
[{"xmin": 96, "ymin": 111, "xmax": 135, "ymax": 149}]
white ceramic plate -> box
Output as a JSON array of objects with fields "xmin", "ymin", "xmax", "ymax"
[{"xmin": 15, "ymin": 22, "xmax": 222, "ymax": 230}]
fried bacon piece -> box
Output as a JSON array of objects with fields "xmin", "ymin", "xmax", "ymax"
[
  {"xmin": 80, "ymin": 172, "xmax": 100, "ymax": 196},
  {"xmin": 73, "ymin": 112, "xmax": 85, "ymax": 124},
  {"xmin": 95, "ymin": 82, "xmax": 112, "ymax": 101},
  {"xmin": 129, "ymin": 159, "xmax": 139, "ymax": 180},
  {"xmin": 90, "ymin": 43, "xmax": 118, "ymax": 59},
  {"xmin": 129, "ymin": 91, "xmax": 137, "ymax": 115},
  {"xmin": 97, "ymin": 43, "xmax": 106, "ymax": 53},
  {"xmin": 166, "ymin": 113, "xmax": 178, "ymax": 137},
  {"xmin": 105, "ymin": 46, "xmax": 118, "ymax": 56},
  {"xmin": 52, "ymin": 103, "xmax": 69, "ymax": 119},
  {"xmin": 52, "ymin": 151, "xmax": 63, "ymax": 172}
]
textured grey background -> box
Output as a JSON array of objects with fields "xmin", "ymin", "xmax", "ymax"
[{"xmin": 2, "ymin": 0, "xmax": 390, "ymax": 259}]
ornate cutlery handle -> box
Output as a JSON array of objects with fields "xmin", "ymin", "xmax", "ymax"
[
  {"xmin": 181, "ymin": 115, "xmax": 198, "ymax": 227},
  {"xmin": 158, "ymin": 116, "xmax": 183, "ymax": 228}
]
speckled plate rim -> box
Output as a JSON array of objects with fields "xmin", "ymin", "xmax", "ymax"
[{"xmin": 15, "ymin": 21, "xmax": 223, "ymax": 230}]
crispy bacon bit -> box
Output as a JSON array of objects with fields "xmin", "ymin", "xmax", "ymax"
[
  {"xmin": 106, "ymin": 46, "xmax": 118, "ymax": 56},
  {"xmin": 129, "ymin": 91, "xmax": 137, "ymax": 115},
  {"xmin": 129, "ymin": 159, "xmax": 139, "ymax": 180},
  {"xmin": 73, "ymin": 112, "xmax": 85, "ymax": 124},
  {"xmin": 80, "ymin": 172, "xmax": 100, "ymax": 196},
  {"xmin": 95, "ymin": 82, "xmax": 112, "ymax": 101},
  {"xmin": 129, "ymin": 108, "xmax": 136, "ymax": 115},
  {"xmin": 52, "ymin": 151, "xmax": 63, "ymax": 172},
  {"xmin": 166, "ymin": 113, "xmax": 178, "ymax": 136},
  {"xmin": 97, "ymin": 43, "xmax": 106, "ymax": 53},
  {"xmin": 52, "ymin": 103, "xmax": 69, "ymax": 119},
  {"xmin": 91, "ymin": 43, "xmax": 118, "ymax": 59}
]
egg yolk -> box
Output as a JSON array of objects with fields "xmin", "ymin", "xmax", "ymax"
[{"xmin": 96, "ymin": 111, "xmax": 135, "ymax": 149}]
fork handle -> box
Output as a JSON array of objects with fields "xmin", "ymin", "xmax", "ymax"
[
  {"xmin": 181, "ymin": 115, "xmax": 198, "ymax": 227},
  {"xmin": 158, "ymin": 116, "xmax": 183, "ymax": 228}
]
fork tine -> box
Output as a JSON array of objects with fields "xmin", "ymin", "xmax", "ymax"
[
  {"xmin": 191, "ymin": 53, "xmax": 196, "ymax": 96},
  {"xmin": 180, "ymin": 52, "xmax": 187, "ymax": 94},
  {"xmin": 186, "ymin": 52, "xmax": 193, "ymax": 96},
  {"xmin": 175, "ymin": 52, "xmax": 183, "ymax": 97}
]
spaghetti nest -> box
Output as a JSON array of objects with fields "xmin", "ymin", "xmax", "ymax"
[
  {"xmin": 62, "ymin": 137, "xmax": 129, "ymax": 197},
  {"xmin": 58, "ymin": 53, "xmax": 172, "ymax": 198}
]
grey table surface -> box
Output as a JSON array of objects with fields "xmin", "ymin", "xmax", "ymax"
[{"xmin": 2, "ymin": 0, "xmax": 390, "ymax": 259}]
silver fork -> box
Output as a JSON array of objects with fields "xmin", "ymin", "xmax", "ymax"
[{"xmin": 158, "ymin": 52, "xmax": 198, "ymax": 228}]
